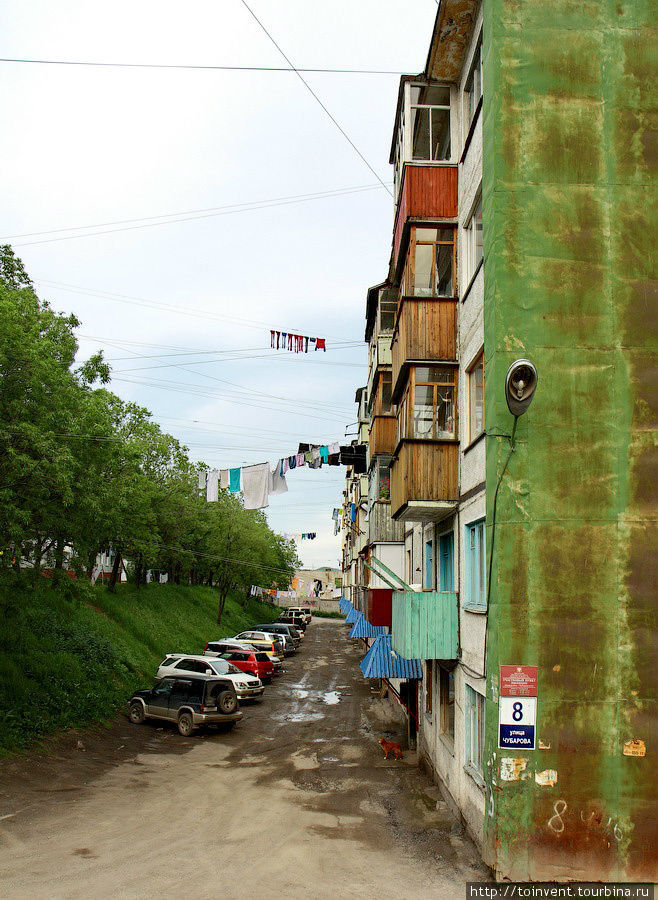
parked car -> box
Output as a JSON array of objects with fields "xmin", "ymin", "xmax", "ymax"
[
  {"xmin": 204, "ymin": 639, "xmax": 258, "ymax": 655},
  {"xmin": 157, "ymin": 655, "xmax": 264, "ymax": 701},
  {"xmin": 128, "ymin": 674, "xmax": 242, "ymax": 736},
  {"xmin": 234, "ymin": 631, "xmax": 286, "ymax": 659},
  {"xmin": 216, "ymin": 649, "xmax": 275, "ymax": 683},
  {"xmin": 284, "ymin": 606, "xmax": 312, "ymax": 625},
  {"xmin": 277, "ymin": 614, "xmax": 306, "ymax": 632},
  {"xmin": 254, "ymin": 623, "xmax": 302, "ymax": 646},
  {"xmin": 251, "ymin": 625, "xmax": 297, "ymax": 655}
]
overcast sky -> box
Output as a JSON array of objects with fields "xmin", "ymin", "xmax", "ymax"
[{"xmin": 1, "ymin": 0, "xmax": 435, "ymax": 570}]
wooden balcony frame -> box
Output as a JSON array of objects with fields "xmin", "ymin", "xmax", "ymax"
[
  {"xmin": 390, "ymin": 439, "xmax": 459, "ymax": 522},
  {"xmin": 391, "ymin": 297, "xmax": 458, "ymax": 399}
]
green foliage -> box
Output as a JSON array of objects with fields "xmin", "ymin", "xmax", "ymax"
[
  {"xmin": 0, "ymin": 576, "xmax": 281, "ymax": 753},
  {"xmin": 0, "ymin": 246, "xmax": 300, "ymax": 602}
]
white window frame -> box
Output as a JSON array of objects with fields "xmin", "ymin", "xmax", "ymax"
[
  {"xmin": 467, "ymin": 350, "xmax": 485, "ymax": 442},
  {"xmin": 465, "ymin": 684, "xmax": 485, "ymax": 783},
  {"xmin": 463, "ymin": 193, "xmax": 483, "ymax": 291},
  {"xmin": 463, "ymin": 33, "xmax": 483, "ymax": 139}
]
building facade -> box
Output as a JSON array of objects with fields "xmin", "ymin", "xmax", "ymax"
[{"xmin": 342, "ymin": 0, "xmax": 656, "ymax": 882}]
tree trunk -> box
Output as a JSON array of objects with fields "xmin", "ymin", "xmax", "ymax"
[
  {"xmin": 108, "ymin": 551, "xmax": 122, "ymax": 593},
  {"xmin": 135, "ymin": 553, "xmax": 143, "ymax": 589},
  {"xmin": 207, "ymin": 570, "xmax": 214, "ymax": 588},
  {"xmin": 54, "ymin": 537, "xmax": 65, "ymax": 570},
  {"xmin": 216, "ymin": 588, "xmax": 229, "ymax": 625}
]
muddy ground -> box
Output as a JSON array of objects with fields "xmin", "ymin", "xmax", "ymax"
[{"xmin": 0, "ymin": 618, "xmax": 490, "ymax": 898}]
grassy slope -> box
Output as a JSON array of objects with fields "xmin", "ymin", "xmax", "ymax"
[{"xmin": 0, "ymin": 579, "xmax": 281, "ymax": 753}]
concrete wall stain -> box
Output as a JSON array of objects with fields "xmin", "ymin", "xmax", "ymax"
[{"xmin": 482, "ymin": 0, "xmax": 657, "ymax": 882}]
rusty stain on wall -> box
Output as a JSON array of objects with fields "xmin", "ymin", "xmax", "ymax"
[
  {"xmin": 481, "ymin": 0, "xmax": 657, "ymax": 884},
  {"xmin": 536, "ymin": 770, "xmax": 559, "ymax": 787},
  {"xmin": 500, "ymin": 758, "xmax": 528, "ymax": 781},
  {"xmin": 623, "ymin": 740, "xmax": 646, "ymax": 758}
]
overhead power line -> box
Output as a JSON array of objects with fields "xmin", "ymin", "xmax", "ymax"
[
  {"xmin": 9, "ymin": 183, "xmax": 390, "ymax": 246},
  {"xmin": 0, "ymin": 57, "xmax": 408, "ymax": 76},
  {"xmin": 238, "ymin": 0, "xmax": 393, "ymax": 197}
]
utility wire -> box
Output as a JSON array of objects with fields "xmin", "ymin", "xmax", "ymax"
[
  {"xmin": 238, "ymin": 0, "xmax": 392, "ymax": 197},
  {"xmin": 13, "ymin": 183, "xmax": 390, "ymax": 246},
  {"xmin": 0, "ymin": 57, "xmax": 408, "ymax": 76},
  {"xmin": 3, "ymin": 183, "xmax": 389, "ymax": 243},
  {"xmin": 39, "ymin": 280, "xmax": 362, "ymax": 342}
]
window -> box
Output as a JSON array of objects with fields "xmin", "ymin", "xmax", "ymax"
[
  {"xmin": 439, "ymin": 532, "xmax": 454, "ymax": 591},
  {"xmin": 378, "ymin": 299, "xmax": 397, "ymax": 334},
  {"xmin": 401, "ymin": 227, "xmax": 456, "ymax": 298},
  {"xmin": 463, "ymin": 196, "xmax": 483, "ymax": 287},
  {"xmin": 393, "ymin": 81, "xmax": 452, "ymax": 198},
  {"xmin": 439, "ymin": 667, "xmax": 455, "ymax": 744},
  {"xmin": 425, "ymin": 660, "xmax": 434, "ymax": 716},
  {"xmin": 369, "ymin": 456, "xmax": 391, "ymax": 502},
  {"xmin": 410, "ymin": 84, "xmax": 451, "ymax": 162},
  {"xmin": 424, "ymin": 539, "xmax": 434, "ymax": 589},
  {"xmin": 468, "ymin": 352, "xmax": 485, "ymax": 441},
  {"xmin": 465, "ymin": 519, "xmax": 486, "ymax": 607},
  {"xmin": 464, "ymin": 36, "xmax": 483, "ymax": 131},
  {"xmin": 465, "ymin": 685, "xmax": 485, "ymax": 779},
  {"xmin": 372, "ymin": 371, "xmax": 392, "ymax": 418},
  {"xmin": 398, "ymin": 366, "xmax": 457, "ymax": 441}
]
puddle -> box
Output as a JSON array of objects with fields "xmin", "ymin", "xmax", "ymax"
[
  {"xmin": 291, "ymin": 689, "xmax": 310, "ymax": 700},
  {"xmin": 320, "ymin": 756, "xmax": 339, "ymax": 762},
  {"xmin": 275, "ymin": 711, "xmax": 325, "ymax": 724},
  {"xmin": 322, "ymin": 691, "xmax": 341, "ymax": 705}
]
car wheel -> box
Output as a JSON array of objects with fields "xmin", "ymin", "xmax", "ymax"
[
  {"xmin": 177, "ymin": 712, "xmax": 194, "ymax": 737},
  {"xmin": 217, "ymin": 691, "xmax": 238, "ymax": 714},
  {"xmin": 129, "ymin": 702, "xmax": 145, "ymax": 724}
]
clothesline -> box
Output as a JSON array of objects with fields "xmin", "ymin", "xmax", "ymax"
[
  {"xmin": 270, "ymin": 330, "xmax": 326, "ymax": 353},
  {"xmin": 199, "ymin": 441, "xmax": 342, "ymax": 510}
]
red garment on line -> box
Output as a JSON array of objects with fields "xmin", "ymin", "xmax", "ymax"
[{"xmin": 316, "ymin": 338, "xmax": 326, "ymax": 352}]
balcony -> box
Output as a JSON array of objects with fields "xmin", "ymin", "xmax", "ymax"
[
  {"xmin": 393, "ymin": 165, "xmax": 457, "ymax": 270},
  {"xmin": 367, "ymin": 588, "xmax": 393, "ymax": 628},
  {"xmin": 390, "ymin": 440, "xmax": 458, "ymax": 521},
  {"xmin": 369, "ymin": 414, "xmax": 396, "ymax": 457},
  {"xmin": 391, "ymin": 590, "xmax": 458, "ymax": 660},
  {"xmin": 368, "ymin": 500, "xmax": 404, "ymax": 544},
  {"xmin": 391, "ymin": 297, "xmax": 457, "ymax": 397}
]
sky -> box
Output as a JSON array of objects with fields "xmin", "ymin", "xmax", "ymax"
[{"xmin": 1, "ymin": 0, "xmax": 436, "ymax": 569}]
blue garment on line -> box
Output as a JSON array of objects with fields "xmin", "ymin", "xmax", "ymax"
[
  {"xmin": 320, "ymin": 446, "xmax": 329, "ymax": 461},
  {"xmin": 229, "ymin": 468, "xmax": 241, "ymax": 493}
]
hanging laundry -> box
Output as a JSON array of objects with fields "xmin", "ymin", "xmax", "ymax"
[
  {"xmin": 219, "ymin": 469, "xmax": 229, "ymax": 490},
  {"xmin": 328, "ymin": 453, "xmax": 340, "ymax": 466},
  {"xmin": 320, "ymin": 446, "xmax": 329, "ymax": 462},
  {"xmin": 270, "ymin": 330, "xmax": 275, "ymax": 348},
  {"xmin": 316, "ymin": 338, "xmax": 326, "ymax": 352},
  {"xmin": 287, "ymin": 333, "xmax": 293, "ymax": 350},
  {"xmin": 270, "ymin": 463, "xmax": 288, "ymax": 496},
  {"xmin": 282, "ymin": 457, "xmax": 289, "ymax": 473},
  {"xmin": 229, "ymin": 468, "xmax": 241, "ymax": 493},
  {"xmin": 350, "ymin": 503, "xmax": 357, "ymax": 522},
  {"xmin": 281, "ymin": 332, "xmax": 287, "ymax": 350},
  {"xmin": 198, "ymin": 471, "xmax": 206, "ymax": 490},
  {"xmin": 206, "ymin": 470, "xmax": 219, "ymax": 502},
  {"xmin": 288, "ymin": 454, "xmax": 296, "ymax": 470},
  {"xmin": 304, "ymin": 337, "xmax": 309, "ymax": 352},
  {"xmin": 267, "ymin": 331, "xmax": 326, "ymax": 353},
  {"xmin": 242, "ymin": 462, "xmax": 270, "ymax": 510},
  {"xmin": 304, "ymin": 450, "xmax": 313, "ymax": 465},
  {"xmin": 296, "ymin": 452, "xmax": 305, "ymax": 467}
]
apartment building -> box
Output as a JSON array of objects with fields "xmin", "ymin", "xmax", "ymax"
[{"xmin": 342, "ymin": 0, "xmax": 655, "ymax": 883}]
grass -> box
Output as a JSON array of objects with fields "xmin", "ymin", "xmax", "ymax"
[{"xmin": 0, "ymin": 574, "xmax": 281, "ymax": 754}]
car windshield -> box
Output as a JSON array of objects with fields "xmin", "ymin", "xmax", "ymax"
[
  {"xmin": 208, "ymin": 659, "xmax": 230, "ymax": 674},
  {"xmin": 226, "ymin": 663, "xmax": 242, "ymax": 674}
]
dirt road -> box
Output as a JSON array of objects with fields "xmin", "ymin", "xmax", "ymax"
[{"xmin": 0, "ymin": 618, "xmax": 489, "ymax": 898}]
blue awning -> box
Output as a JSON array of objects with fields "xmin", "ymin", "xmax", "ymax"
[
  {"xmin": 360, "ymin": 634, "xmax": 422, "ymax": 680},
  {"xmin": 339, "ymin": 597, "xmax": 353, "ymax": 615},
  {"xmin": 349, "ymin": 612, "xmax": 388, "ymax": 639},
  {"xmin": 345, "ymin": 606, "xmax": 360, "ymax": 623}
]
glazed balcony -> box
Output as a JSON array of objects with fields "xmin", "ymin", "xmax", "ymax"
[
  {"xmin": 369, "ymin": 414, "xmax": 396, "ymax": 458},
  {"xmin": 391, "ymin": 297, "xmax": 457, "ymax": 398},
  {"xmin": 390, "ymin": 440, "xmax": 458, "ymax": 522},
  {"xmin": 367, "ymin": 500, "xmax": 404, "ymax": 545},
  {"xmin": 391, "ymin": 590, "xmax": 459, "ymax": 660},
  {"xmin": 393, "ymin": 165, "xmax": 458, "ymax": 269}
]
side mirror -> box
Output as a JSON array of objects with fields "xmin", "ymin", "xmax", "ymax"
[{"xmin": 505, "ymin": 359, "xmax": 538, "ymax": 417}]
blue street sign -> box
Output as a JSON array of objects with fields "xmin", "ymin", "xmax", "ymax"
[{"xmin": 499, "ymin": 724, "xmax": 535, "ymax": 749}]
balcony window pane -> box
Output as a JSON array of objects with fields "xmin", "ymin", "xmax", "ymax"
[
  {"xmin": 436, "ymin": 386, "xmax": 455, "ymax": 436},
  {"xmin": 414, "ymin": 244, "xmax": 434, "ymax": 296},
  {"xmin": 435, "ymin": 243, "xmax": 454, "ymax": 295},
  {"xmin": 469, "ymin": 354, "xmax": 484, "ymax": 440},
  {"xmin": 431, "ymin": 108, "xmax": 451, "ymax": 160},
  {"xmin": 423, "ymin": 85, "xmax": 450, "ymax": 106},
  {"xmin": 416, "ymin": 366, "xmax": 454, "ymax": 384},
  {"xmin": 381, "ymin": 372, "xmax": 392, "ymax": 414},
  {"xmin": 416, "ymin": 227, "xmax": 439, "ymax": 241},
  {"xmin": 414, "ymin": 385, "xmax": 435, "ymax": 437},
  {"xmin": 411, "ymin": 107, "xmax": 431, "ymax": 160}
]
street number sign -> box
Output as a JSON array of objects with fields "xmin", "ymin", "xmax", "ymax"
[
  {"xmin": 499, "ymin": 665, "xmax": 538, "ymax": 750},
  {"xmin": 499, "ymin": 696, "xmax": 536, "ymax": 749}
]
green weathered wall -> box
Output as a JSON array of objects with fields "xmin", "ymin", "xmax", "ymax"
[{"xmin": 482, "ymin": 0, "xmax": 657, "ymax": 881}]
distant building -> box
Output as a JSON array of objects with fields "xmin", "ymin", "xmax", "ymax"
[{"xmin": 342, "ymin": 0, "xmax": 655, "ymax": 882}]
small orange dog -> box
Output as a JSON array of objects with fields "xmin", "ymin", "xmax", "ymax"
[{"xmin": 379, "ymin": 738, "xmax": 403, "ymax": 760}]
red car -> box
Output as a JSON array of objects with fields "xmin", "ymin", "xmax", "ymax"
[{"xmin": 218, "ymin": 649, "xmax": 275, "ymax": 684}]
